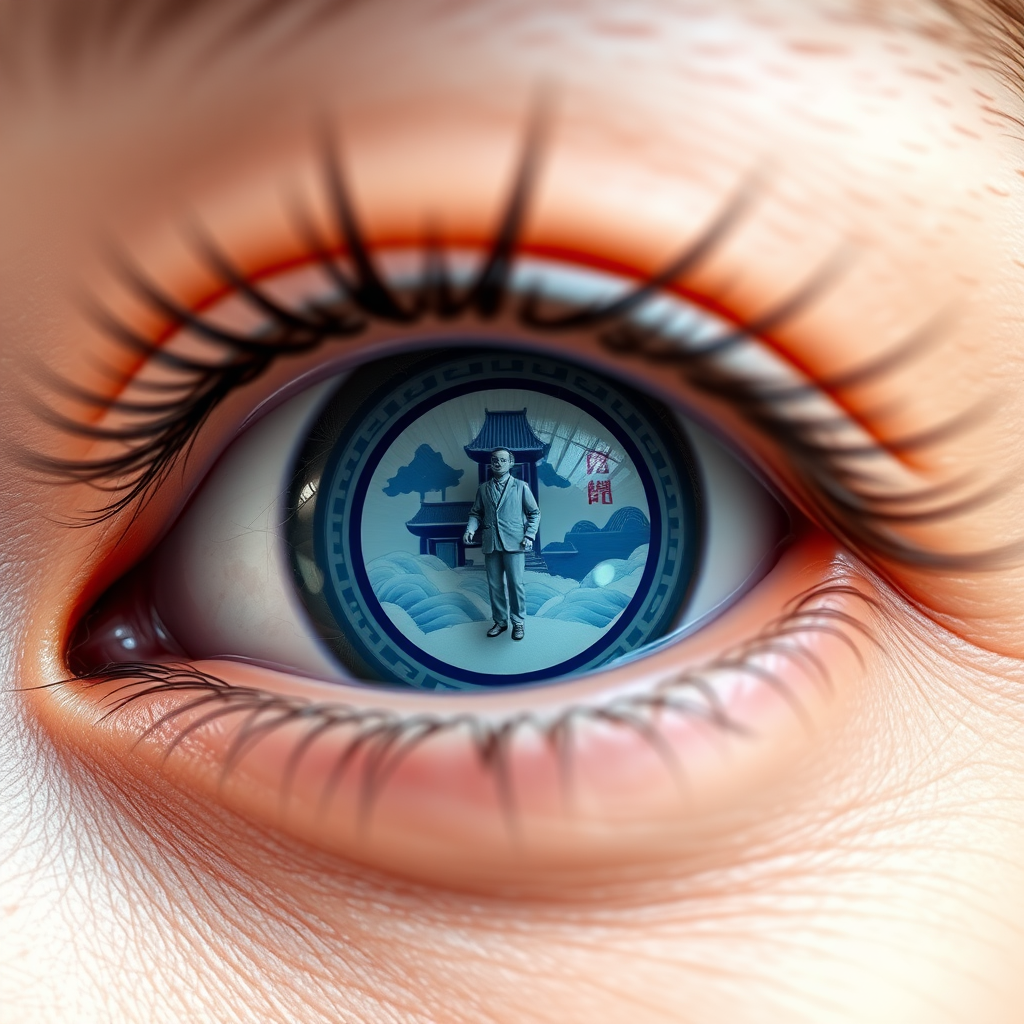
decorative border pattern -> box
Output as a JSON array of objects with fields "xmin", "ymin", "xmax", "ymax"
[{"xmin": 313, "ymin": 351, "xmax": 702, "ymax": 689}]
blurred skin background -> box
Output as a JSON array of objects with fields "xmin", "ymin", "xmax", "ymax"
[{"xmin": 5, "ymin": 0, "xmax": 1024, "ymax": 1021}]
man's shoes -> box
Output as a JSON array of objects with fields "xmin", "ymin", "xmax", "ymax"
[
  {"xmin": 512, "ymin": 622, "xmax": 525, "ymax": 641},
  {"xmin": 487, "ymin": 623, "xmax": 508, "ymax": 637}
]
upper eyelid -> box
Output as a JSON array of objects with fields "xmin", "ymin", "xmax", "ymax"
[
  {"xmin": 31, "ymin": 110, "xmax": 746, "ymax": 517},
  {"xmin": 28, "ymin": 117, "xmax": 1001, "ymax": 573}
]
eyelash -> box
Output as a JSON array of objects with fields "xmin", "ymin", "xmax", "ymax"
[
  {"xmin": 31, "ymin": 111, "xmax": 984, "ymax": 571},
  {"xmin": 30, "ymin": 109, "xmax": 991, "ymax": 803},
  {"xmin": 66, "ymin": 579, "xmax": 877, "ymax": 829}
]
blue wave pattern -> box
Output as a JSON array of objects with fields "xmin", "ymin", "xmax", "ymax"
[
  {"xmin": 536, "ymin": 588, "xmax": 631, "ymax": 626},
  {"xmin": 367, "ymin": 547, "xmax": 648, "ymax": 634},
  {"xmin": 368, "ymin": 554, "xmax": 485, "ymax": 633}
]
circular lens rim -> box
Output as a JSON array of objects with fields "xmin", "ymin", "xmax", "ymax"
[{"xmin": 288, "ymin": 347, "xmax": 705, "ymax": 690}]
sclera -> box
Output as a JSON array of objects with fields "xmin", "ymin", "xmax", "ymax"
[{"xmin": 152, "ymin": 346, "xmax": 784, "ymax": 686}]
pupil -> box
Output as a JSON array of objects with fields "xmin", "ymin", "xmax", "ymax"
[{"xmin": 286, "ymin": 349, "xmax": 704, "ymax": 691}]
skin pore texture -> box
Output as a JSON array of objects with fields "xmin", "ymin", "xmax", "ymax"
[{"xmin": 6, "ymin": 0, "xmax": 1024, "ymax": 1022}]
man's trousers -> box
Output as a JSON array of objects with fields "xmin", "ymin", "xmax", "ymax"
[{"xmin": 484, "ymin": 550, "xmax": 527, "ymax": 626}]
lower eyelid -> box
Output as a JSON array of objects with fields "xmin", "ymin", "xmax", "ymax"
[{"xmin": 55, "ymin": 533, "xmax": 875, "ymax": 888}]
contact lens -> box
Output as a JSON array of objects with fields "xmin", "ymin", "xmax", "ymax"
[{"xmin": 286, "ymin": 349, "xmax": 703, "ymax": 690}]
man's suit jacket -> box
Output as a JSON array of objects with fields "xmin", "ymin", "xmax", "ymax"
[{"xmin": 467, "ymin": 476, "xmax": 540, "ymax": 555}]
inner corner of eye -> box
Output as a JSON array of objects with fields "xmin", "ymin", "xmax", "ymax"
[{"xmin": 68, "ymin": 347, "xmax": 789, "ymax": 693}]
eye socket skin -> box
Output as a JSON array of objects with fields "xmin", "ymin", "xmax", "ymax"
[
  {"xmin": 56, "ymin": 533, "xmax": 873, "ymax": 889},
  {"xmin": 10, "ymin": 2, "xmax": 1024, "ymax": 1022},
  {"xmin": 62, "ymin": 317, "xmax": 817, "ymax": 888}
]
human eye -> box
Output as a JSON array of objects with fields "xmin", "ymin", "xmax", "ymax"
[
  {"xmin": 78, "ymin": 338, "xmax": 786, "ymax": 691},
  {"xmin": 29, "ymin": 124, "xmax": 896, "ymax": 883},
  {"xmin": 20, "ymin": 12, "xmax": 1021, "ymax": 902},
  {"xmin": 66, "ymin": 144, "xmax": 791, "ymax": 693}
]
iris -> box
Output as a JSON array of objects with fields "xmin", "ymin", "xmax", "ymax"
[{"xmin": 286, "ymin": 349, "xmax": 702, "ymax": 688}]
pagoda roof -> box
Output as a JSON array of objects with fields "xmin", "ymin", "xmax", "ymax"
[
  {"xmin": 406, "ymin": 501, "xmax": 474, "ymax": 526},
  {"xmin": 464, "ymin": 409, "xmax": 547, "ymax": 455}
]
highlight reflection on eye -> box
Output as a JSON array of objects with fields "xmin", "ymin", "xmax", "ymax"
[{"xmin": 130, "ymin": 346, "xmax": 786, "ymax": 690}]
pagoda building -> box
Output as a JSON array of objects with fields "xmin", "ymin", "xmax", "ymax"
[
  {"xmin": 464, "ymin": 408, "xmax": 549, "ymax": 564},
  {"xmin": 405, "ymin": 500, "xmax": 475, "ymax": 568}
]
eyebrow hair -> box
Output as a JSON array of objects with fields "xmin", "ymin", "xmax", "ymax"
[
  {"xmin": 0, "ymin": 0, "xmax": 362, "ymax": 84},
  {"xmin": 941, "ymin": 0, "xmax": 1024, "ymax": 90},
  {"xmin": 2, "ymin": 0, "xmax": 1024, "ymax": 107}
]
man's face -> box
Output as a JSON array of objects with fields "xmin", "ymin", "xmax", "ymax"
[{"xmin": 490, "ymin": 451, "xmax": 512, "ymax": 477}]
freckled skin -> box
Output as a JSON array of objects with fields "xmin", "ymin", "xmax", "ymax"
[{"xmin": 4, "ymin": 1, "xmax": 1024, "ymax": 1023}]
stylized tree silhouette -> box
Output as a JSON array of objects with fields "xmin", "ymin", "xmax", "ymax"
[
  {"xmin": 384, "ymin": 444, "xmax": 464, "ymax": 501},
  {"xmin": 537, "ymin": 459, "xmax": 571, "ymax": 488}
]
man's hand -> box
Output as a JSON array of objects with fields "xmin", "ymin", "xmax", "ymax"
[
  {"xmin": 463, "ymin": 529, "xmax": 475, "ymax": 544},
  {"xmin": 522, "ymin": 538, "xmax": 533, "ymax": 551}
]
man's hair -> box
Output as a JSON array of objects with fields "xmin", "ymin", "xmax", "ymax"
[{"xmin": 490, "ymin": 448, "xmax": 514, "ymax": 464}]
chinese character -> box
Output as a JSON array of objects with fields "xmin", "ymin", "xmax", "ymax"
[
  {"xmin": 586, "ymin": 450, "xmax": 610, "ymax": 474},
  {"xmin": 588, "ymin": 479, "xmax": 613, "ymax": 505}
]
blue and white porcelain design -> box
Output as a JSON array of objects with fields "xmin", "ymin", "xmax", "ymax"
[{"xmin": 289, "ymin": 350, "xmax": 703, "ymax": 690}]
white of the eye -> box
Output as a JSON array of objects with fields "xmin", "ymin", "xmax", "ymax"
[
  {"xmin": 153, "ymin": 378, "xmax": 343, "ymax": 681},
  {"xmin": 677, "ymin": 418, "xmax": 783, "ymax": 632},
  {"xmin": 152, "ymin": 376, "xmax": 783, "ymax": 683}
]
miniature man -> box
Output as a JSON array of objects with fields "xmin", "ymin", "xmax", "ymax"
[{"xmin": 463, "ymin": 447, "xmax": 540, "ymax": 641}]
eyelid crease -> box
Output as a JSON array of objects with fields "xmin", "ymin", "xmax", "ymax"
[
  {"xmin": 50, "ymin": 578, "xmax": 878, "ymax": 831},
  {"xmin": 27, "ymin": 108, "xmax": 1006, "ymax": 575}
]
